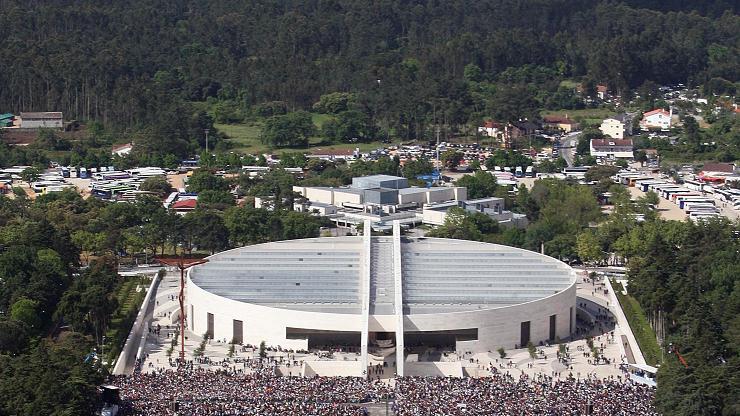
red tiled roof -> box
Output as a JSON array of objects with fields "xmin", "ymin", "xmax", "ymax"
[
  {"xmin": 483, "ymin": 121, "xmax": 504, "ymax": 129},
  {"xmin": 597, "ymin": 85, "xmax": 608, "ymax": 93},
  {"xmin": 643, "ymin": 109, "xmax": 669, "ymax": 117},
  {"xmin": 701, "ymin": 163, "xmax": 734, "ymax": 173},
  {"xmin": 172, "ymin": 199, "xmax": 197, "ymax": 209}
]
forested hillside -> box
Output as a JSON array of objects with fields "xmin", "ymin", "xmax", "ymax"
[{"xmin": 0, "ymin": 0, "xmax": 737, "ymax": 142}]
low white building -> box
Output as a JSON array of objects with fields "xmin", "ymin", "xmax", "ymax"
[
  {"xmin": 422, "ymin": 197, "xmax": 528, "ymax": 228},
  {"xmin": 590, "ymin": 139, "xmax": 634, "ymax": 159},
  {"xmin": 20, "ymin": 112, "xmax": 63, "ymax": 129},
  {"xmin": 294, "ymin": 201, "xmax": 338, "ymax": 216}
]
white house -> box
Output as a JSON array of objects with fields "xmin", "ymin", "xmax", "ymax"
[
  {"xmin": 640, "ymin": 108, "xmax": 672, "ymax": 130},
  {"xmin": 477, "ymin": 121, "xmax": 505, "ymax": 137},
  {"xmin": 590, "ymin": 139, "xmax": 634, "ymax": 159},
  {"xmin": 599, "ymin": 114, "xmax": 632, "ymax": 139}
]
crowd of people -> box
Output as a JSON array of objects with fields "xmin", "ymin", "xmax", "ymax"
[
  {"xmin": 393, "ymin": 372, "xmax": 658, "ymax": 415},
  {"xmin": 110, "ymin": 369, "xmax": 657, "ymax": 416},
  {"xmin": 110, "ymin": 369, "xmax": 389, "ymax": 415}
]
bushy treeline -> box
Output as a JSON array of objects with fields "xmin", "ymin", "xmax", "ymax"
[
  {"xmin": 430, "ymin": 177, "xmax": 739, "ymax": 415},
  {"xmin": 0, "ymin": 169, "xmax": 325, "ymax": 414},
  {"xmin": 0, "ymin": 0, "xmax": 736, "ymax": 149}
]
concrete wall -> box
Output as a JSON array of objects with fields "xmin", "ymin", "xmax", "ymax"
[
  {"xmin": 112, "ymin": 272, "xmax": 162, "ymax": 375},
  {"xmin": 454, "ymin": 187, "xmax": 467, "ymax": 201},
  {"xmin": 405, "ymin": 283, "xmax": 576, "ymax": 351},
  {"xmin": 398, "ymin": 190, "xmax": 427, "ymax": 205},
  {"xmin": 20, "ymin": 119, "xmax": 63, "ymax": 129},
  {"xmin": 365, "ymin": 189, "xmax": 398, "ymax": 205},
  {"xmin": 305, "ymin": 188, "xmax": 334, "ymax": 205},
  {"xmin": 188, "ymin": 275, "xmax": 575, "ymax": 353},
  {"xmin": 600, "ymin": 119, "xmax": 625, "ymax": 139},
  {"xmin": 422, "ymin": 208, "xmax": 448, "ymax": 226},
  {"xmin": 303, "ymin": 360, "xmax": 364, "ymax": 377},
  {"xmin": 333, "ymin": 190, "xmax": 363, "ymax": 206},
  {"xmin": 426, "ymin": 188, "xmax": 455, "ymax": 204}
]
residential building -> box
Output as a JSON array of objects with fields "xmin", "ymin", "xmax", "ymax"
[
  {"xmin": 599, "ymin": 114, "xmax": 632, "ymax": 139},
  {"xmin": 171, "ymin": 198, "xmax": 197, "ymax": 214},
  {"xmin": 112, "ymin": 143, "xmax": 134, "ymax": 156},
  {"xmin": 543, "ymin": 115, "xmax": 579, "ymax": 133},
  {"xmin": 640, "ymin": 109, "xmax": 672, "ymax": 130},
  {"xmin": 597, "ymin": 85, "xmax": 608, "ymax": 100},
  {"xmin": 19, "ymin": 112, "xmax": 63, "ymax": 129},
  {"xmin": 590, "ymin": 139, "xmax": 634, "ymax": 159},
  {"xmin": 477, "ymin": 121, "xmax": 505, "ymax": 137}
]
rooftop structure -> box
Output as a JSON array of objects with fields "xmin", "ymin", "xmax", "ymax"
[
  {"xmin": 590, "ymin": 139, "xmax": 634, "ymax": 159},
  {"xmin": 640, "ymin": 108, "xmax": 672, "ymax": 130}
]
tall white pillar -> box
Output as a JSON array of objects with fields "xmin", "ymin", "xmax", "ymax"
[{"xmin": 392, "ymin": 220, "xmax": 405, "ymax": 376}]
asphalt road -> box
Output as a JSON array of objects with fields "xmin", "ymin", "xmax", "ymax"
[{"xmin": 559, "ymin": 132, "xmax": 581, "ymax": 167}]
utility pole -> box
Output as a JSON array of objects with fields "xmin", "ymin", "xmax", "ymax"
[
  {"xmin": 436, "ymin": 125, "xmax": 440, "ymax": 178},
  {"xmin": 204, "ymin": 129, "xmax": 210, "ymax": 153}
]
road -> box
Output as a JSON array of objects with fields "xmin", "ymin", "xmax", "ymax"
[{"xmin": 559, "ymin": 131, "xmax": 581, "ymax": 167}]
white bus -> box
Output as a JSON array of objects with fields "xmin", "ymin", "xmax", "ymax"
[
  {"xmin": 626, "ymin": 363, "xmax": 658, "ymax": 387},
  {"xmin": 684, "ymin": 202, "xmax": 718, "ymax": 213}
]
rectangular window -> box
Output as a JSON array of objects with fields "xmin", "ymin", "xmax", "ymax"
[
  {"xmin": 206, "ymin": 313, "xmax": 214, "ymax": 339},
  {"xmin": 520, "ymin": 321, "xmax": 530, "ymax": 347},
  {"xmin": 549, "ymin": 314, "xmax": 557, "ymax": 341},
  {"xmin": 232, "ymin": 320, "xmax": 243, "ymax": 344}
]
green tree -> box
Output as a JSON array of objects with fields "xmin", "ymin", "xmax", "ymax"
[
  {"xmin": 187, "ymin": 210, "xmax": 229, "ymax": 254},
  {"xmin": 20, "ymin": 167, "xmax": 41, "ymax": 185},
  {"xmin": 139, "ymin": 176, "xmax": 173, "ymax": 197},
  {"xmin": 186, "ymin": 170, "xmax": 230, "ymax": 193},
  {"xmin": 440, "ymin": 149, "xmax": 464, "ymax": 169},
  {"xmin": 576, "ymin": 230, "xmax": 603, "ymax": 265},
  {"xmin": 197, "ymin": 190, "xmax": 234, "ymax": 210},
  {"xmin": 312, "ymin": 92, "xmax": 358, "ymax": 114},
  {"xmin": 456, "ymin": 171, "xmax": 498, "ymax": 199},
  {"xmin": 10, "ymin": 297, "xmax": 41, "ymax": 331},
  {"xmin": 261, "ymin": 111, "xmax": 315, "ymax": 148}
]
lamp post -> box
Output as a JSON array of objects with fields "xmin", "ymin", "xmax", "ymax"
[
  {"xmin": 204, "ymin": 129, "xmax": 210, "ymax": 154},
  {"xmin": 158, "ymin": 256, "xmax": 208, "ymax": 360}
]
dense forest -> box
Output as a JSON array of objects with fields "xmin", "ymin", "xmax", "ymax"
[
  {"xmin": 0, "ymin": 0, "xmax": 737, "ymax": 151},
  {"xmin": 0, "ymin": 170, "xmax": 326, "ymax": 414}
]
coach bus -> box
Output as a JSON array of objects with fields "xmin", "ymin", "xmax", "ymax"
[{"xmin": 626, "ymin": 363, "xmax": 657, "ymax": 387}]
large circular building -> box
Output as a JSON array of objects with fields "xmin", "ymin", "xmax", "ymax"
[{"xmin": 187, "ymin": 222, "xmax": 576, "ymax": 375}]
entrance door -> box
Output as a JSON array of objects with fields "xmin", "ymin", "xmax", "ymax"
[
  {"xmin": 233, "ymin": 320, "xmax": 243, "ymax": 344},
  {"xmin": 549, "ymin": 315, "xmax": 557, "ymax": 341},
  {"xmin": 206, "ymin": 313, "xmax": 214, "ymax": 339},
  {"xmin": 520, "ymin": 321, "xmax": 531, "ymax": 347}
]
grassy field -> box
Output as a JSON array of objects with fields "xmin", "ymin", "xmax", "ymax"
[
  {"xmin": 542, "ymin": 108, "xmax": 616, "ymax": 128},
  {"xmin": 559, "ymin": 80, "xmax": 579, "ymax": 89},
  {"xmin": 611, "ymin": 280, "xmax": 662, "ymax": 366},
  {"xmin": 216, "ymin": 114, "xmax": 388, "ymax": 154}
]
